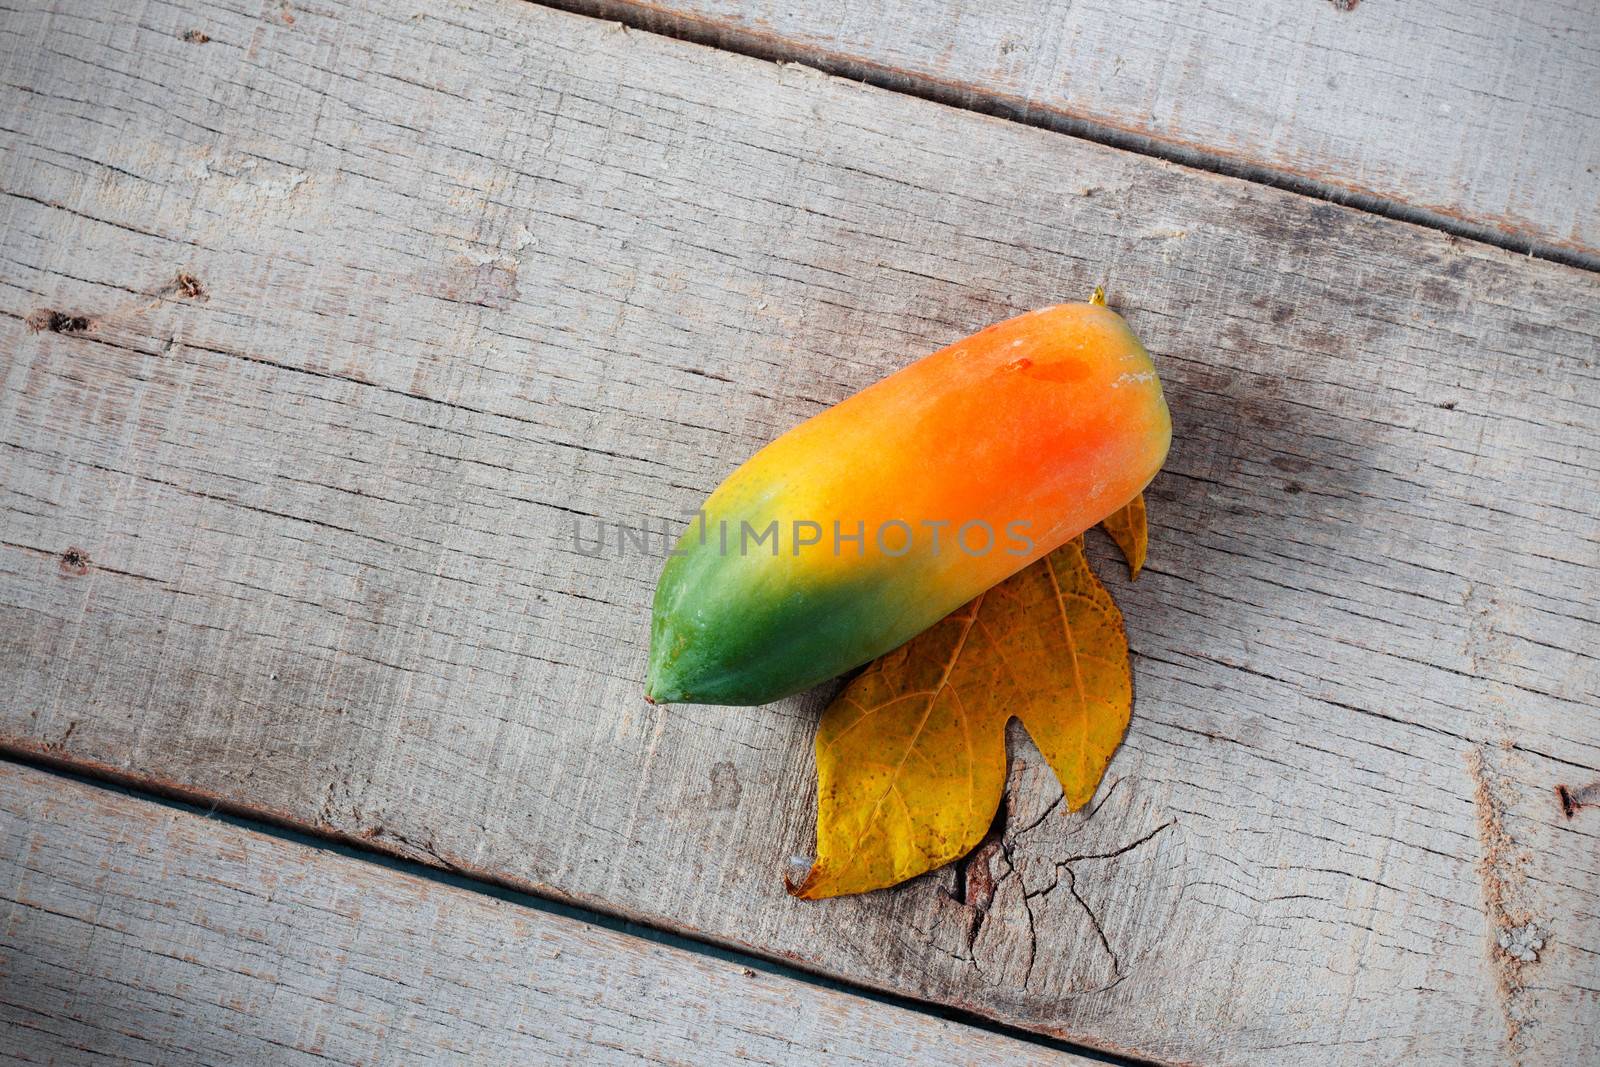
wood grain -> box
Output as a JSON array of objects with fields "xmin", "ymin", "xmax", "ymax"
[
  {"xmin": 0, "ymin": 761, "xmax": 1086, "ymax": 1066},
  {"xmin": 1, "ymin": 0, "xmax": 1598, "ymax": 1063},
  {"xmin": 565, "ymin": 0, "xmax": 1600, "ymax": 264}
]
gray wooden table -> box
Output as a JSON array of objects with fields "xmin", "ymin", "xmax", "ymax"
[{"xmin": 2, "ymin": 1, "xmax": 1596, "ymax": 1064}]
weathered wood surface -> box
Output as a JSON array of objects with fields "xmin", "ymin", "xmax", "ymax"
[
  {"xmin": 572, "ymin": 0, "xmax": 1600, "ymax": 264},
  {"xmin": 1, "ymin": 0, "xmax": 1598, "ymax": 1064},
  {"xmin": 0, "ymin": 762, "xmax": 1083, "ymax": 1066}
]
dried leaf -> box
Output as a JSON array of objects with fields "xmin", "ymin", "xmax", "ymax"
[
  {"xmin": 1099, "ymin": 491, "xmax": 1148, "ymax": 579},
  {"xmin": 789, "ymin": 535, "xmax": 1131, "ymax": 899}
]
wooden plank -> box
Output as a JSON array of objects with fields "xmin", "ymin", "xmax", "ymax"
[
  {"xmin": 569, "ymin": 0, "xmax": 1600, "ymax": 265},
  {"xmin": 1, "ymin": 0, "xmax": 1598, "ymax": 1063},
  {"xmin": 0, "ymin": 761, "xmax": 1085, "ymax": 1066}
]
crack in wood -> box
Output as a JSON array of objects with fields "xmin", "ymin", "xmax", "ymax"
[
  {"xmin": 1062, "ymin": 867, "xmax": 1120, "ymax": 977},
  {"xmin": 1025, "ymin": 820, "xmax": 1177, "ymax": 901}
]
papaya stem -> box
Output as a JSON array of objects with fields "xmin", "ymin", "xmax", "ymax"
[{"xmin": 1090, "ymin": 285, "xmax": 1106, "ymax": 306}]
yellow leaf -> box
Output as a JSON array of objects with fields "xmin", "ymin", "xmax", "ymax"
[
  {"xmin": 789, "ymin": 536, "xmax": 1132, "ymax": 899},
  {"xmin": 1099, "ymin": 491, "xmax": 1148, "ymax": 579}
]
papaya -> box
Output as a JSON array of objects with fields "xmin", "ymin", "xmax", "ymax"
[{"xmin": 646, "ymin": 299, "xmax": 1170, "ymax": 706}]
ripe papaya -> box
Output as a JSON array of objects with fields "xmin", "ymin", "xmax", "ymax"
[{"xmin": 646, "ymin": 300, "xmax": 1170, "ymax": 706}]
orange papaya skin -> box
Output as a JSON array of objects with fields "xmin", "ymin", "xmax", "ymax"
[{"xmin": 647, "ymin": 303, "xmax": 1171, "ymax": 706}]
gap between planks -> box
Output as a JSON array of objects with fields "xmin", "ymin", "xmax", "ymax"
[
  {"xmin": 523, "ymin": 0, "xmax": 1600, "ymax": 274},
  {"xmin": 0, "ymin": 746, "xmax": 1158, "ymax": 1067}
]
